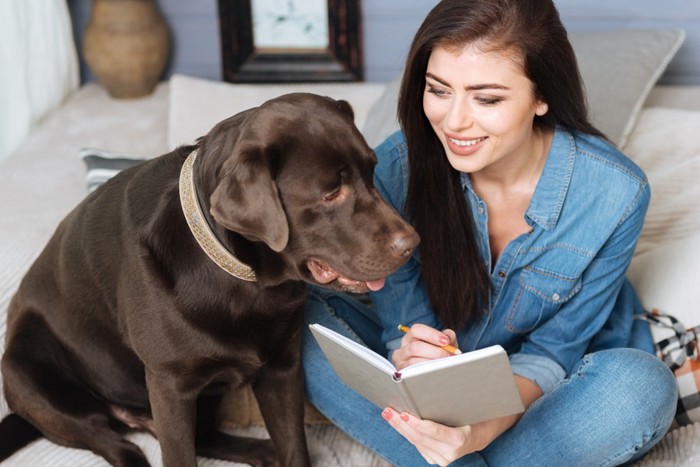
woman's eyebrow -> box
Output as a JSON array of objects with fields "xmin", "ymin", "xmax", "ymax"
[
  {"xmin": 425, "ymin": 72, "xmax": 510, "ymax": 91},
  {"xmin": 425, "ymin": 72, "xmax": 450, "ymax": 87}
]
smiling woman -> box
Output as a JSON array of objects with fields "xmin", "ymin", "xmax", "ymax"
[{"xmin": 301, "ymin": 1, "xmax": 680, "ymax": 465}]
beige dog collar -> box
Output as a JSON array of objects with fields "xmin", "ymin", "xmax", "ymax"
[{"xmin": 179, "ymin": 149, "xmax": 257, "ymax": 281}]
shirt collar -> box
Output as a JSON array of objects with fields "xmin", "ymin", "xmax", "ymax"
[
  {"xmin": 526, "ymin": 127, "xmax": 575, "ymax": 230},
  {"xmin": 460, "ymin": 126, "xmax": 575, "ymax": 231}
]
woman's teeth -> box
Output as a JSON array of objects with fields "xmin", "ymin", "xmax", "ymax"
[{"xmin": 450, "ymin": 137, "xmax": 484, "ymax": 147}]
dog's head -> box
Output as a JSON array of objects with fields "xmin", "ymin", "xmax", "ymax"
[{"xmin": 202, "ymin": 93, "xmax": 419, "ymax": 293}]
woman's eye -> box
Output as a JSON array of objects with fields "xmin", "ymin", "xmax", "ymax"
[
  {"xmin": 322, "ymin": 187, "xmax": 342, "ymax": 202},
  {"xmin": 475, "ymin": 96, "xmax": 502, "ymax": 105},
  {"xmin": 426, "ymin": 85, "xmax": 448, "ymax": 97}
]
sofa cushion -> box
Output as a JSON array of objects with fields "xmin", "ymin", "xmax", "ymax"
[
  {"xmin": 628, "ymin": 231, "xmax": 700, "ymax": 338},
  {"xmin": 361, "ymin": 74, "xmax": 402, "ymax": 149},
  {"xmin": 167, "ymin": 74, "xmax": 387, "ymax": 150},
  {"xmin": 361, "ymin": 28, "xmax": 686, "ymax": 149},
  {"xmin": 572, "ymin": 29, "xmax": 685, "ymax": 148},
  {"xmin": 623, "ymin": 107, "xmax": 700, "ymax": 256}
]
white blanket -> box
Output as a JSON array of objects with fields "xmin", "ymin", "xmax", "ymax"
[{"xmin": 2, "ymin": 421, "xmax": 699, "ymax": 466}]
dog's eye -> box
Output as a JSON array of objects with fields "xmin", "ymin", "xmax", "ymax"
[
  {"xmin": 322, "ymin": 169, "xmax": 347, "ymax": 203},
  {"xmin": 322, "ymin": 187, "xmax": 342, "ymax": 202}
]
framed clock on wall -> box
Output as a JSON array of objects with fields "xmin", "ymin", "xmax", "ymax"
[{"xmin": 218, "ymin": 0, "xmax": 363, "ymax": 83}]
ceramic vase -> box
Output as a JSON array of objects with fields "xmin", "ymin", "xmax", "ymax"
[{"xmin": 84, "ymin": 0, "xmax": 170, "ymax": 99}]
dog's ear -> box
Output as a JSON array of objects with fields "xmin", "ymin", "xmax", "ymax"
[
  {"xmin": 337, "ymin": 99, "xmax": 354, "ymax": 120},
  {"xmin": 328, "ymin": 98, "xmax": 354, "ymax": 121},
  {"xmin": 210, "ymin": 144, "xmax": 289, "ymax": 252}
]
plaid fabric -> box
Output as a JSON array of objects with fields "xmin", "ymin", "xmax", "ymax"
[
  {"xmin": 641, "ymin": 310, "xmax": 700, "ymax": 425},
  {"xmin": 675, "ymin": 355, "xmax": 700, "ymax": 425}
]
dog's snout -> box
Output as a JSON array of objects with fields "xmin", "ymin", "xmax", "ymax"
[{"xmin": 390, "ymin": 229, "xmax": 420, "ymax": 258}]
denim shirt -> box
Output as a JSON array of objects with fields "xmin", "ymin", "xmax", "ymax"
[{"xmin": 369, "ymin": 127, "xmax": 653, "ymax": 394}]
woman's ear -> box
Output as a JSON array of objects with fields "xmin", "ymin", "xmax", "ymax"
[{"xmin": 535, "ymin": 99, "xmax": 549, "ymax": 117}]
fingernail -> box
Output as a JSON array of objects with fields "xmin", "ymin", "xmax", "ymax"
[
  {"xmin": 439, "ymin": 336, "xmax": 450, "ymax": 345},
  {"xmin": 381, "ymin": 409, "xmax": 392, "ymax": 421},
  {"xmin": 400, "ymin": 413, "xmax": 409, "ymax": 422}
]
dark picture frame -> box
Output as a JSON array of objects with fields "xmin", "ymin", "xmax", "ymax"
[{"xmin": 217, "ymin": 0, "xmax": 363, "ymax": 83}]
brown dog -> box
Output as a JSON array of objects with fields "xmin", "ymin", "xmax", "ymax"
[{"xmin": 0, "ymin": 93, "xmax": 419, "ymax": 467}]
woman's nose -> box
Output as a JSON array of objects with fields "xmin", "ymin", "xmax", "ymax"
[{"xmin": 446, "ymin": 100, "xmax": 473, "ymax": 131}]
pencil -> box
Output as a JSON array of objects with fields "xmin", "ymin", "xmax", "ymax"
[{"xmin": 397, "ymin": 324, "xmax": 462, "ymax": 355}]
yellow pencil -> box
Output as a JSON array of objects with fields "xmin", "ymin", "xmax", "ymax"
[{"xmin": 398, "ymin": 324, "xmax": 462, "ymax": 355}]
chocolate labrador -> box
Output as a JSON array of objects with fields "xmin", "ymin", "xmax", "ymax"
[{"xmin": 0, "ymin": 93, "xmax": 419, "ymax": 467}]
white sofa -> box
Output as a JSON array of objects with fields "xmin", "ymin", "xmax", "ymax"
[{"xmin": 2, "ymin": 7, "xmax": 700, "ymax": 466}]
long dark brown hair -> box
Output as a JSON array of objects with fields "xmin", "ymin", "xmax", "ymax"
[{"xmin": 398, "ymin": 0, "xmax": 604, "ymax": 330}]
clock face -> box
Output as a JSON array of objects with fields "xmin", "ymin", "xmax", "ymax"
[{"xmin": 252, "ymin": 0, "xmax": 329, "ymax": 50}]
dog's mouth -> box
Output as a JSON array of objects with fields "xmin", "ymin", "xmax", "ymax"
[{"xmin": 306, "ymin": 258, "xmax": 386, "ymax": 293}]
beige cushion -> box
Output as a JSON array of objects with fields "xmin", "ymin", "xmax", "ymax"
[
  {"xmin": 624, "ymin": 107, "xmax": 700, "ymax": 256},
  {"xmin": 167, "ymin": 74, "xmax": 386, "ymax": 150},
  {"xmin": 628, "ymin": 231, "xmax": 700, "ymax": 339},
  {"xmin": 571, "ymin": 29, "xmax": 685, "ymax": 147},
  {"xmin": 624, "ymin": 106, "xmax": 700, "ymax": 341},
  {"xmin": 647, "ymin": 85, "xmax": 700, "ymax": 112}
]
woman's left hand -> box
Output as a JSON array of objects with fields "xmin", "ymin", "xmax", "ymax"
[
  {"xmin": 381, "ymin": 408, "xmax": 486, "ymax": 466},
  {"xmin": 380, "ymin": 375, "xmax": 543, "ymax": 465}
]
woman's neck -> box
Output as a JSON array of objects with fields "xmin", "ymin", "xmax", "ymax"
[
  {"xmin": 470, "ymin": 127, "xmax": 554, "ymax": 266},
  {"xmin": 471, "ymin": 127, "xmax": 553, "ymax": 199}
]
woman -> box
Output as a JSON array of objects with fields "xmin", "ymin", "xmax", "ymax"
[{"xmin": 302, "ymin": 0, "xmax": 678, "ymax": 465}]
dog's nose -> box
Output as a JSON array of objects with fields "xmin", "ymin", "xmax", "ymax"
[{"xmin": 390, "ymin": 230, "xmax": 420, "ymax": 258}]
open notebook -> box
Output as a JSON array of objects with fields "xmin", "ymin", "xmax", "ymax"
[{"xmin": 309, "ymin": 323, "xmax": 524, "ymax": 426}]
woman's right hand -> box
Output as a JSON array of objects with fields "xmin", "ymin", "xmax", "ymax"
[{"xmin": 392, "ymin": 323, "xmax": 459, "ymax": 370}]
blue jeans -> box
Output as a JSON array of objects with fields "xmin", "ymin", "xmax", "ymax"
[{"xmin": 302, "ymin": 287, "xmax": 678, "ymax": 466}]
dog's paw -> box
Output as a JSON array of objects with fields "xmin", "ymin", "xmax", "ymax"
[
  {"xmin": 240, "ymin": 438, "xmax": 279, "ymax": 467},
  {"xmin": 199, "ymin": 435, "xmax": 281, "ymax": 467}
]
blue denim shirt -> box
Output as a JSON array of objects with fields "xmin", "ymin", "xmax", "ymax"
[{"xmin": 369, "ymin": 127, "xmax": 654, "ymax": 394}]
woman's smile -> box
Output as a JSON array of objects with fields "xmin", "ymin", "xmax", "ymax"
[{"xmin": 446, "ymin": 135, "xmax": 488, "ymax": 155}]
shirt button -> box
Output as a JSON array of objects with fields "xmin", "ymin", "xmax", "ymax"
[
  {"xmin": 552, "ymin": 293, "xmax": 560, "ymax": 301},
  {"xmin": 498, "ymin": 270, "xmax": 506, "ymax": 278},
  {"xmin": 478, "ymin": 206, "xmax": 485, "ymax": 215}
]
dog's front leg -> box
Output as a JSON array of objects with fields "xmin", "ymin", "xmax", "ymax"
[
  {"xmin": 146, "ymin": 371, "xmax": 198, "ymax": 467},
  {"xmin": 252, "ymin": 330, "xmax": 311, "ymax": 467}
]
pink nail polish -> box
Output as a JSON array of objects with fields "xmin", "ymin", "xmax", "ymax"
[
  {"xmin": 381, "ymin": 409, "xmax": 392, "ymax": 421},
  {"xmin": 400, "ymin": 413, "xmax": 409, "ymax": 422}
]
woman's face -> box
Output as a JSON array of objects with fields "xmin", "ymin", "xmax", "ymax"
[{"xmin": 423, "ymin": 44, "xmax": 548, "ymax": 176}]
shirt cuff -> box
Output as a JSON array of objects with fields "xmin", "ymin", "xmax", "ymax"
[
  {"xmin": 509, "ymin": 353, "xmax": 566, "ymax": 394},
  {"xmin": 386, "ymin": 336, "xmax": 402, "ymax": 361}
]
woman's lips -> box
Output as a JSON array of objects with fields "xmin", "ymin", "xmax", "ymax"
[{"xmin": 446, "ymin": 135, "xmax": 487, "ymax": 155}]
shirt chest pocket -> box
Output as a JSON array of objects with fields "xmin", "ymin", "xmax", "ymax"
[{"xmin": 505, "ymin": 265, "xmax": 582, "ymax": 334}]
